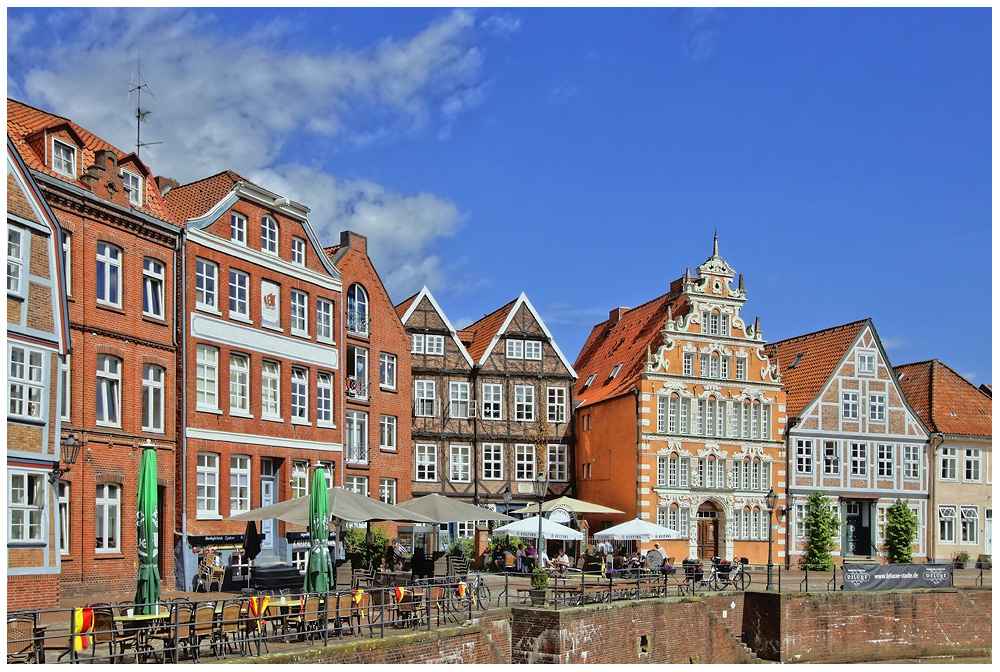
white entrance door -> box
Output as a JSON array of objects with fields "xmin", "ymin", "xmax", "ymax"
[
  {"xmin": 261, "ymin": 458, "xmax": 276, "ymax": 550},
  {"xmin": 985, "ymin": 508, "xmax": 992, "ymax": 556}
]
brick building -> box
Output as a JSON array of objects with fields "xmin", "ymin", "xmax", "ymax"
[
  {"xmin": 8, "ymin": 99, "xmax": 180, "ymax": 602},
  {"xmin": 573, "ymin": 237, "xmax": 786, "ymax": 564},
  {"xmin": 894, "ymin": 359, "xmax": 992, "ymax": 564},
  {"xmin": 6, "ymin": 137, "xmax": 72, "ymax": 609},
  {"xmin": 163, "ymin": 172, "xmax": 342, "ymax": 588},
  {"xmin": 396, "ymin": 288, "xmax": 577, "ymax": 545},
  {"xmin": 765, "ymin": 319, "xmax": 930, "ymax": 563}
]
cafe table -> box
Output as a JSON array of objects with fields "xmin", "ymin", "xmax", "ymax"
[{"xmin": 114, "ymin": 606, "xmax": 170, "ymax": 661}]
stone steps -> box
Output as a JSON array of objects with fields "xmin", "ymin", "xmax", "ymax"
[{"xmin": 703, "ymin": 603, "xmax": 765, "ymax": 663}]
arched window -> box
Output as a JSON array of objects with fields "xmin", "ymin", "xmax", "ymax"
[
  {"xmin": 261, "ymin": 216, "xmax": 278, "ymax": 254},
  {"xmin": 96, "ymin": 355, "xmax": 121, "ymax": 426},
  {"xmin": 346, "ymin": 283, "xmax": 369, "ymax": 336},
  {"xmin": 751, "ymin": 506, "xmax": 761, "ymax": 539},
  {"xmin": 96, "ymin": 483, "xmax": 121, "ymax": 552}
]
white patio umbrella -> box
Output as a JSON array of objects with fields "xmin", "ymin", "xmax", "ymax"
[
  {"xmin": 516, "ymin": 496, "xmax": 624, "ymax": 515},
  {"xmin": 491, "ymin": 515, "xmax": 584, "ymax": 541},
  {"xmin": 592, "ymin": 518, "xmax": 681, "ymax": 541},
  {"xmin": 395, "ymin": 494, "xmax": 514, "ymax": 523}
]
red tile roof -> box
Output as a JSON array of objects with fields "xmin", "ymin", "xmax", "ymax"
[
  {"xmin": 463, "ymin": 298, "xmax": 517, "ymax": 363},
  {"xmin": 394, "ymin": 291, "xmax": 419, "ymax": 320},
  {"xmin": 763, "ymin": 319, "xmax": 869, "ymax": 418},
  {"xmin": 894, "ymin": 360, "xmax": 992, "ymax": 437},
  {"xmin": 161, "ymin": 170, "xmax": 248, "ymax": 224}
]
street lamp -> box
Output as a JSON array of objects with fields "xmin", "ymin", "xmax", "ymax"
[
  {"xmin": 533, "ymin": 472, "xmax": 548, "ymax": 567},
  {"xmin": 503, "ymin": 487, "xmax": 513, "ymax": 517},
  {"xmin": 765, "ymin": 488, "xmax": 778, "ymax": 591},
  {"xmin": 49, "ymin": 434, "xmax": 82, "ymax": 484}
]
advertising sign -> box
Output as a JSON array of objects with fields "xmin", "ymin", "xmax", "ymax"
[
  {"xmin": 261, "ymin": 280, "xmax": 280, "ymax": 328},
  {"xmin": 842, "ymin": 563, "xmax": 953, "ymax": 591}
]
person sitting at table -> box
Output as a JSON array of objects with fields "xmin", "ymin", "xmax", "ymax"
[
  {"xmin": 411, "ymin": 545, "xmax": 427, "ymax": 579},
  {"xmin": 492, "ymin": 546, "xmax": 506, "ymax": 572},
  {"xmin": 536, "ymin": 547, "xmax": 551, "ymax": 569},
  {"xmin": 525, "ymin": 543, "xmax": 536, "ymax": 567},
  {"xmin": 554, "ymin": 548, "xmax": 571, "ymax": 574},
  {"xmin": 385, "ymin": 539, "xmax": 402, "ymax": 572},
  {"xmin": 628, "ymin": 551, "xmax": 642, "ymax": 569}
]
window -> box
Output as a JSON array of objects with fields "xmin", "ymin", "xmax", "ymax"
[
  {"xmin": 483, "ymin": 443, "xmax": 503, "ymax": 480},
  {"xmin": 195, "ymin": 258, "xmax": 217, "ymax": 310},
  {"xmin": 95, "ymin": 483, "xmax": 121, "ymax": 551},
  {"xmin": 682, "ymin": 353, "xmax": 694, "ymax": 376},
  {"xmin": 506, "ymin": 339, "xmax": 524, "ymax": 359},
  {"xmin": 59, "ymin": 354, "xmax": 71, "ymax": 421},
  {"xmin": 547, "ymin": 444, "xmax": 568, "ymax": 482},
  {"xmin": 229, "ymin": 269, "xmax": 249, "ymax": 319},
  {"xmin": 379, "ymin": 478, "xmax": 397, "ymax": 505},
  {"xmin": 291, "ymin": 237, "xmax": 306, "ymax": 265},
  {"xmin": 425, "ymin": 335, "xmax": 445, "ymax": 355},
  {"xmin": 196, "ymin": 346, "xmax": 219, "ymax": 410},
  {"xmin": 842, "ymin": 391, "xmax": 859, "ymax": 420},
  {"xmin": 261, "ymin": 216, "xmax": 278, "ymax": 254},
  {"xmin": 656, "ymin": 456, "xmax": 668, "ymax": 487},
  {"xmin": 317, "ymin": 298, "xmax": 334, "ymax": 342},
  {"xmin": 700, "ymin": 355, "xmax": 709, "ymax": 378},
  {"xmin": 857, "ymin": 351, "xmax": 876, "ymax": 374},
  {"xmin": 961, "ymin": 506, "xmax": 979, "ymax": 544},
  {"xmin": 702, "ymin": 311, "xmax": 727, "ymax": 336},
  {"xmin": 795, "ymin": 439, "xmax": 813, "ymax": 474},
  {"xmin": 346, "ymin": 284, "xmax": 369, "ymax": 336},
  {"xmin": 52, "ymin": 139, "xmax": 76, "ymax": 176},
  {"xmin": 525, "ymin": 340, "xmax": 542, "ymax": 360},
  {"xmin": 96, "ymin": 354, "xmax": 121, "ymax": 426},
  {"xmin": 850, "ymin": 442, "xmax": 867, "ymax": 477},
  {"xmin": 514, "ymin": 385, "xmax": 535, "ymax": 421},
  {"xmin": 122, "ymin": 169, "xmax": 143, "ymax": 206},
  {"xmin": 877, "ymin": 444, "xmax": 893, "ymax": 478},
  {"xmin": 8, "ymin": 346, "xmax": 43, "ymax": 419},
  {"xmin": 964, "ymin": 448, "xmax": 981, "ymax": 482},
  {"xmin": 138, "ymin": 258, "xmax": 165, "ymax": 318},
  {"xmin": 58, "ymin": 481, "xmax": 70, "ymax": 554},
  {"xmin": 869, "ymin": 393, "xmax": 886, "ymax": 422},
  {"xmin": 482, "ymin": 383, "xmax": 502, "ymax": 419},
  {"xmin": 416, "ymin": 444, "xmax": 437, "ymax": 481},
  {"xmin": 230, "ymin": 212, "xmax": 246, "ymax": 245},
  {"xmin": 547, "ymin": 387, "xmax": 567, "ymax": 423},
  {"xmin": 142, "ymin": 364, "xmax": 165, "ymax": 431},
  {"xmin": 794, "ymin": 503, "xmax": 809, "ymax": 541},
  {"xmin": 291, "ymin": 460, "xmax": 308, "ymax": 499},
  {"xmin": 317, "ymin": 372, "xmax": 334, "ymax": 426},
  {"xmin": 515, "ymin": 444, "xmax": 536, "ymax": 481},
  {"xmin": 291, "ymin": 368, "xmax": 309, "ymax": 422},
  {"xmin": 289, "ymin": 290, "xmax": 309, "ymax": 336},
  {"xmin": 709, "ymin": 355, "xmax": 719, "ymax": 378},
  {"xmin": 449, "ymin": 381, "xmax": 471, "ymax": 418},
  {"xmin": 7, "ymin": 225, "xmax": 25, "ymax": 294},
  {"xmin": 380, "ymin": 353, "xmax": 396, "ymax": 389},
  {"xmin": 345, "ymin": 475, "xmax": 368, "ymax": 496},
  {"xmin": 656, "ymin": 396, "xmax": 667, "ymax": 433},
  {"xmin": 229, "ymin": 354, "xmax": 250, "ymax": 415},
  {"xmin": 735, "ymin": 358, "xmax": 747, "ymax": 380},
  {"xmin": 197, "ymin": 453, "xmax": 219, "ymax": 516},
  {"xmin": 346, "ymin": 410, "xmax": 368, "ymax": 464},
  {"xmin": 415, "ymin": 380, "xmax": 436, "ymax": 417},
  {"xmin": 9, "ymin": 472, "xmax": 44, "ymax": 542},
  {"xmin": 261, "ymin": 360, "xmax": 280, "ymax": 419},
  {"xmin": 412, "ymin": 334, "xmax": 424, "ymax": 354},
  {"xmin": 903, "ymin": 445, "xmax": 921, "ymax": 479},
  {"xmin": 938, "ymin": 505, "xmax": 957, "ymax": 544},
  {"xmin": 379, "ymin": 415, "xmax": 397, "ymax": 450},
  {"xmin": 823, "ymin": 441, "xmax": 840, "ymax": 475},
  {"xmin": 940, "ymin": 447, "xmax": 958, "ymax": 480},
  {"xmin": 230, "ymin": 455, "xmax": 251, "ymax": 514},
  {"xmin": 679, "ymin": 398, "xmax": 690, "ymax": 434},
  {"xmin": 96, "ymin": 242, "xmax": 121, "ymax": 307},
  {"xmin": 450, "ymin": 445, "xmax": 472, "ymax": 482},
  {"xmin": 583, "ymin": 374, "xmax": 596, "ymax": 389},
  {"xmin": 61, "ymin": 231, "xmax": 72, "ymax": 295}
]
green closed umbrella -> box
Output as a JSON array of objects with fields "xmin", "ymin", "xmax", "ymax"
[
  {"xmin": 303, "ymin": 467, "xmax": 335, "ymax": 593},
  {"xmin": 134, "ymin": 444, "xmax": 161, "ymax": 614}
]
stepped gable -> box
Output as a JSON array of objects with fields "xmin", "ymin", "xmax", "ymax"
[
  {"xmin": 463, "ymin": 298, "xmax": 517, "ymax": 364},
  {"xmin": 894, "ymin": 359, "xmax": 992, "ymax": 437},
  {"xmin": 764, "ymin": 319, "xmax": 869, "ymax": 417},
  {"xmin": 161, "ymin": 170, "xmax": 248, "ymax": 224}
]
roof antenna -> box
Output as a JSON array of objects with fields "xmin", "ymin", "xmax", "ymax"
[{"xmin": 126, "ymin": 46, "xmax": 162, "ymax": 158}]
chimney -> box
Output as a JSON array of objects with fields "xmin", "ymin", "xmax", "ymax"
[
  {"xmin": 156, "ymin": 176, "xmax": 179, "ymax": 194},
  {"xmin": 608, "ymin": 307, "xmax": 629, "ymax": 324},
  {"xmin": 340, "ymin": 230, "xmax": 367, "ymax": 255}
]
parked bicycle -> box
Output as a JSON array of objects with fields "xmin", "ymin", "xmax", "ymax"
[{"xmin": 707, "ymin": 556, "xmax": 751, "ymax": 591}]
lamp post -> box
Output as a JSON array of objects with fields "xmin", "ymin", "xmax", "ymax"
[
  {"xmin": 503, "ymin": 487, "xmax": 513, "ymax": 517},
  {"xmin": 49, "ymin": 434, "xmax": 82, "ymax": 484},
  {"xmin": 533, "ymin": 472, "xmax": 548, "ymax": 567},
  {"xmin": 765, "ymin": 488, "xmax": 778, "ymax": 591}
]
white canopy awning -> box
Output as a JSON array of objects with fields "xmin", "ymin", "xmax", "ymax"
[
  {"xmin": 592, "ymin": 518, "xmax": 681, "ymax": 541},
  {"xmin": 491, "ymin": 516, "xmax": 584, "ymax": 541}
]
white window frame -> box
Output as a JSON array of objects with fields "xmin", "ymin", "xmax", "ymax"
[
  {"xmin": 525, "ymin": 340, "xmax": 543, "ymax": 360},
  {"xmin": 547, "ymin": 444, "xmax": 568, "ymax": 482},
  {"xmin": 230, "ymin": 455, "xmax": 251, "ymax": 514},
  {"xmin": 291, "ymin": 367, "xmax": 309, "ymax": 423},
  {"xmin": 96, "ymin": 354, "xmax": 121, "ymax": 426},
  {"xmin": 261, "ymin": 360, "xmax": 281, "ymax": 420},
  {"xmin": 142, "ymin": 364, "xmax": 165, "ymax": 431},
  {"xmin": 449, "ymin": 381, "xmax": 471, "ymax": 419},
  {"xmin": 8, "ymin": 471, "xmax": 45, "ymax": 542},
  {"xmin": 868, "ymin": 393, "xmax": 886, "ymax": 422},
  {"xmin": 425, "ymin": 334, "xmax": 445, "ymax": 355},
  {"xmin": 346, "ymin": 284, "xmax": 369, "ymax": 337},
  {"xmin": 291, "ymin": 460, "xmax": 308, "ymax": 499},
  {"xmin": 903, "ymin": 445, "xmax": 921, "ymax": 480},
  {"xmin": 121, "ymin": 169, "xmax": 143, "ymax": 206},
  {"xmin": 229, "ymin": 269, "xmax": 250, "ymax": 320},
  {"xmin": 482, "ymin": 383, "xmax": 502, "ymax": 420},
  {"xmin": 7, "ymin": 225, "xmax": 25, "ymax": 295},
  {"xmin": 961, "ymin": 506, "xmax": 979, "ymax": 544},
  {"xmin": 876, "ymin": 444, "xmax": 894, "ymax": 478},
  {"xmin": 940, "ymin": 447, "xmax": 958, "ymax": 481},
  {"xmin": 515, "ymin": 444, "xmax": 536, "ymax": 481},
  {"xmin": 412, "ymin": 333, "xmax": 425, "ymax": 354},
  {"xmin": 514, "ymin": 385, "xmax": 535, "ymax": 422},
  {"xmin": 58, "ymin": 480, "xmax": 70, "ymax": 555},
  {"xmin": 683, "ymin": 353, "xmax": 694, "ymax": 376},
  {"xmin": 850, "ymin": 442, "xmax": 868, "ymax": 477},
  {"xmin": 229, "ymin": 354, "xmax": 250, "ymax": 416},
  {"xmin": 547, "ymin": 386, "xmax": 567, "ymax": 423},
  {"xmin": 379, "ymin": 414, "xmax": 397, "ymax": 450},
  {"xmin": 197, "ymin": 453, "xmax": 219, "ymax": 517},
  {"xmin": 415, "ymin": 444, "xmax": 438, "ymax": 482},
  {"xmin": 482, "ymin": 443, "xmax": 503, "ymax": 480},
  {"xmin": 291, "ymin": 237, "xmax": 306, "ymax": 265},
  {"xmin": 141, "ymin": 258, "xmax": 164, "ymax": 319},
  {"xmin": 316, "ymin": 298, "xmax": 334, "ymax": 343},
  {"xmin": 823, "ymin": 440, "xmax": 840, "ymax": 475},
  {"xmin": 317, "ymin": 372, "xmax": 334, "ymax": 427},
  {"xmin": 95, "ymin": 483, "xmax": 121, "ymax": 552},
  {"xmin": 196, "ymin": 345, "xmax": 219, "ymax": 411},
  {"xmin": 964, "ymin": 448, "xmax": 981, "ymax": 482},
  {"xmin": 261, "ymin": 216, "xmax": 278, "ymax": 255},
  {"xmin": 736, "ymin": 358, "xmax": 747, "ymax": 381},
  {"xmin": 842, "ymin": 391, "xmax": 859, "ymax": 420},
  {"xmin": 938, "ymin": 505, "xmax": 957, "ymax": 544},
  {"xmin": 380, "ymin": 353, "xmax": 397, "ymax": 389},
  {"xmin": 795, "ymin": 439, "xmax": 813, "ymax": 474},
  {"xmin": 96, "ymin": 242, "xmax": 122, "ymax": 308},
  {"xmin": 506, "ymin": 339, "xmax": 524, "ymax": 359},
  {"xmin": 290, "ymin": 290, "xmax": 309, "ymax": 337},
  {"xmin": 195, "ymin": 258, "xmax": 218, "ymax": 311},
  {"xmin": 52, "ymin": 138, "xmax": 76, "ymax": 177},
  {"xmin": 379, "ymin": 478, "xmax": 397, "ymax": 506},
  {"xmin": 230, "ymin": 212, "xmax": 247, "ymax": 245},
  {"xmin": 61, "ymin": 231, "xmax": 71, "ymax": 296},
  {"xmin": 415, "ymin": 380, "xmax": 437, "ymax": 417},
  {"xmin": 8, "ymin": 346, "xmax": 44, "ymax": 420},
  {"xmin": 345, "ymin": 475, "xmax": 368, "ymax": 496},
  {"xmin": 450, "ymin": 445, "xmax": 472, "ymax": 483},
  {"xmin": 857, "ymin": 350, "xmax": 876, "ymax": 374},
  {"xmin": 346, "ymin": 410, "xmax": 368, "ymax": 464}
]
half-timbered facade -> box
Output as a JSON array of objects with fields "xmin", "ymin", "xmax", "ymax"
[{"xmin": 766, "ymin": 319, "xmax": 930, "ymax": 562}]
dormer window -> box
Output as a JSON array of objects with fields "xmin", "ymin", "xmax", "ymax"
[
  {"xmin": 231, "ymin": 213, "xmax": 247, "ymax": 245},
  {"xmin": 609, "ymin": 363, "xmax": 623, "ymax": 379},
  {"xmin": 261, "ymin": 216, "xmax": 278, "ymax": 255},
  {"xmin": 583, "ymin": 373, "xmax": 596, "ymax": 389},
  {"xmin": 121, "ymin": 169, "xmax": 143, "ymax": 206},
  {"xmin": 52, "ymin": 139, "xmax": 76, "ymax": 177}
]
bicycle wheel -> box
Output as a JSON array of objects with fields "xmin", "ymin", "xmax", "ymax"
[
  {"xmin": 734, "ymin": 570, "xmax": 750, "ymax": 591},
  {"xmin": 476, "ymin": 580, "xmax": 491, "ymax": 609}
]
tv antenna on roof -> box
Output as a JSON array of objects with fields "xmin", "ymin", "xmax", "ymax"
[{"xmin": 126, "ymin": 46, "xmax": 162, "ymax": 158}]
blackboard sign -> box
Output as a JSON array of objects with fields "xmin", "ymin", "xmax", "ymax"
[
  {"xmin": 842, "ymin": 563, "xmax": 953, "ymax": 591},
  {"xmin": 188, "ymin": 534, "xmax": 246, "ymax": 546}
]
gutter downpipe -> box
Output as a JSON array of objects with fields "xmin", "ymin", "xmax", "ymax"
[
  {"xmin": 927, "ymin": 432, "xmax": 944, "ymax": 561},
  {"xmin": 784, "ymin": 416, "xmax": 800, "ymax": 569},
  {"xmin": 178, "ymin": 227, "xmax": 188, "ymax": 590},
  {"xmin": 634, "ymin": 387, "xmax": 641, "ymax": 520}
]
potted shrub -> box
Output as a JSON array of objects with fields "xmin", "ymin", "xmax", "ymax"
[
  {"xmin": 953, "ymin": 551, "xmax": 971, "ymax": 569},
  {"xmin": 529, "ymin": 567, "xmax": 549, "ymax": 607}
]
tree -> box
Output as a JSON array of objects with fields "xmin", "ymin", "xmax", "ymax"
[
  {"xmin": 802, "ymin": 493, "xmax": 841, "ymax": 571},
  {"xmin": 884, "ymin": 498, "xmax": 918, "ymax": 563}
]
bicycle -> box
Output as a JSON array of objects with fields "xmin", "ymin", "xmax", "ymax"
[
  {"xmin": 711, "ymin": 557, "xmax": 751, "ymax": 591},
  {"xmin": 459, "ymin": 572, "xmax": 492, "ymax": 610}
]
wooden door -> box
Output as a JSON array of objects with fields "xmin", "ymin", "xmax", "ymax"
[{"xmin": 697, "ymin": 519, "xmax": 718, "ymax": 559}]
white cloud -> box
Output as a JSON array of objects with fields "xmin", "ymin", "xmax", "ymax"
[
  {"xmin": 880, "ymin": 337, "xmax": 906, "ymax": 350},
  {"xmin": 961, "ymin": 371, "xmax": 977, "ymax": 383},
  {"xmin": 482, "ymin": 13, "xmax": 521, "ymax": 38}
]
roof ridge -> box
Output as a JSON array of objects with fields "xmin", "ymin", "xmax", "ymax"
[
  {"xmin": 168, "ymin": 170, "xmax": 247, "ymax": 193},
  {"xmin": 768, "ymin": 318, "xmax": 870, "ymax": 347},
  {"xmin": 8, "ymin": 97, "xmax": 71, "ymax": 124}
]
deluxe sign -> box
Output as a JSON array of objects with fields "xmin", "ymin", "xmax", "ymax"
[{"xmin": 842, "ymin": 563, "xmax": 953, "ymax": 591}]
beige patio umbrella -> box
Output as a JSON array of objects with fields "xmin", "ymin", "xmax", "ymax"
[
  {"xmin": 230, "ymin": 486, "xmax": 437, "ymax": 525},
  {"xmin": 395, "ymin": 494, "xmax": 514, "ymax": 523},
  {"xmin": 516, "ymin": 496, "xmax": 624, "ymax": 515}
]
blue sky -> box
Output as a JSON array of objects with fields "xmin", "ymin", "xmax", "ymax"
[{"xmin": 7, "ymin": 7, "xmax": 992, "ymax": 383}]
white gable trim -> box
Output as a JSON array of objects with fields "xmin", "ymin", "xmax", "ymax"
[
  {"xmin": 476, "ymin": 292, "xmax": 578, "ymax": 378},
  {"xmin": 401, "ymin": 286, "xmax": 474, "ymax": 367}
]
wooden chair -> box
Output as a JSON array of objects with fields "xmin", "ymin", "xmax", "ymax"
[
  {"xmin": 197, "ymin": 554, "xmax": 226, "ymax": 592},
  {"xmin": 394, "ymin": 588, "xmax": 424, "ymax": 628},
  {"xmin": 286, "ymin": 594, "xmax": 322, "ymax": 643},
  {"xmin": 89, "ymin": 607, "xmax": 124, "ymax": 663},
  {"xmin": 240, "ymin": 596, "xmax": 269, "ymax": 656},
  {"xmin": 148, "ymin": 600, "xmax": 194, "ymax": 662},
  {"xmin": 211, "ymin": 599, "xmax": 243, "ymax": 659},
  {"xmin": 189, "ymin": 603, "xmax": 216, "ymax": 663},
  {"xmin": 332, "ymin": 592, "xmax": 356, "ymax": 637},
  {"xmin": 7, "ymin": 614, "xmax": 40, "ymax": 664}
]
